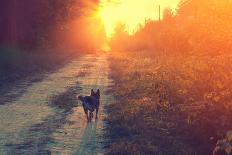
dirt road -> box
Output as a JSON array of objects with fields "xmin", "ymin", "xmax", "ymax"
[{"xmin": 0, "ymin": 54, "xmax": 113, "ymax": 155}]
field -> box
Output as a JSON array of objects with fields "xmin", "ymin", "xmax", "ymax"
[{"xmin": 106, "ymin": 51, "xmax": 232, "ymax": 155}]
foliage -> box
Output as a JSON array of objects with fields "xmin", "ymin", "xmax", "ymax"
[
  {"xmin": 107, "ymin": 49, "xmax": 232, "ymax": 154},
  {"xmin": 109, "ymin": 23, "xmax": 131, "ymax": 51},
  {"xmin": 214, "ymin": 131, "xmax": 232, "ymax": 155},
  {"xmin": 108, "ymin": 1, "xmax": 232, "ymax": 153},
  {"xmin": 0, "ymin": 0, "xmax": 100, "ymax": 49},
  {"xmin": 110, "ymin": 0, "xmax": 232, "ymax": 56}
]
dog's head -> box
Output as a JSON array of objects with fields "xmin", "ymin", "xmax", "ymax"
[{"xmin": 91, "ymin": 89, "xmax": 100, "ymax": 99}]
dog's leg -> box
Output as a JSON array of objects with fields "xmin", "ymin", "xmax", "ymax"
[
  {"xmin": 95, "ymin": 106, "xmax": 99, "ymax": 120},
  {"xmin": 87, "ymin": 111, "xmax": 90, "ymax": 122},
  {"xmin": 89, "ymin": 112, "xmax": 93, "ymax": 121},
  {"xmin": 83, "ymin": 106, "xmax": 89, "ymax": 122}
]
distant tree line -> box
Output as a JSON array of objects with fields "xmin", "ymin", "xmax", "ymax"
[{"xmin": 110, "ymin": 0, "xmax": 232, "ymax": 56}]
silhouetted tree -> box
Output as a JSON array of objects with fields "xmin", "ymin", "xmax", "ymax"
[{"xmin": 0, "ymin": 0, "xmax": 100, "ymax": 51}]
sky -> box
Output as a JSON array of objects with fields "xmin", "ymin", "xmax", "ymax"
[{"xmin": 97, "ymin": 0, "xmax": 181, "ymax": 37}]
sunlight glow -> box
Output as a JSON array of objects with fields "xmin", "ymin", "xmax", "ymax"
[{"xmin": 97, "ymin": 0, "xmax": 181, "ymax": 38}]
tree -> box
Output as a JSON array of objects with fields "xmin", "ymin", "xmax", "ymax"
[{"xmin": 109, "ymin": 23, "xmax": 130, "ymax": 51}]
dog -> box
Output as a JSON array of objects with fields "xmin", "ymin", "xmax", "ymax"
[{"xmin": 77, "ymin": 89, "xmax": 100, "ymax": 122}]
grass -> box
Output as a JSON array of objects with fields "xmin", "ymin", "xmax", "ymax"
[
  {"xmin": 106, "ymin": 51, "xmax": 232, "ymax": 155},
  {"xmin": 0, "ymin": 46, "xmax": 78, "ymax": 86}
]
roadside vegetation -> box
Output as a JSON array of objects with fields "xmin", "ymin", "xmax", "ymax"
[
  {"xmin": 107, "ymin": 51, "xmax": 232, "ymax": 155},
  {"xmin": 106, "ymin": 0, "xmax": 232, "ymax": 154},
  {"xmin": 0, "ymin": 47, "xmax": 77, "ymax": 87}
]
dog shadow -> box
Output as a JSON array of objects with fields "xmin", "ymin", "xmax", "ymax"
[{"xmin": 75, "ymin": 121, "xmax": 100, "ymax": 155}]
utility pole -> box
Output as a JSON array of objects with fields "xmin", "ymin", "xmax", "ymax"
[{"xmin": 159, "ymin": 5, "xmax": 161, "ymax": 21}]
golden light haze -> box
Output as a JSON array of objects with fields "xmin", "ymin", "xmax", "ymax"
[{"xmin": 97, "ymin": 0, "xmax": 181, "ymax": 37}]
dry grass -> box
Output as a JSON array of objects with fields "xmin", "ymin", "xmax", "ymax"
[
  {"xmin": 106, "ymin": 51, "xmax": 232, "ymax": 155},
  {"xmin": 0, "ymin": 46, "xmax": 77, "ymax": 86}
]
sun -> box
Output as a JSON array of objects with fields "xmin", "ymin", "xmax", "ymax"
[{"xmin": 97, "ymin": 0, "xmax": 181, "ymax": 38}]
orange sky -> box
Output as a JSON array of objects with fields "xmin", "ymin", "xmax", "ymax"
[{"xmin": 97, "ymin": 0, "xmax": 181, "ymax": 37}]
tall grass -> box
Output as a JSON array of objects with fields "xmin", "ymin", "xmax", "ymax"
[{"xmin": 106, "ymin": 51, "xmax": 232, "ymax": 155}]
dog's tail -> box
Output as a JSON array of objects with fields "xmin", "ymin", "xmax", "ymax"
[{"xmin": 76, "ymin": 95, "xmax": 83, "ymax": 100}]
